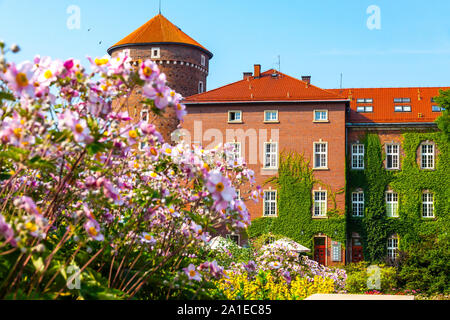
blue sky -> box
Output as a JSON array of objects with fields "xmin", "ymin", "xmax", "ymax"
[{"xmin": 1, "ymin": 0, "xmax": 450, "ymax": 90}]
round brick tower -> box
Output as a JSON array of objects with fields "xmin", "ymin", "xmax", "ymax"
[{"xmin": 107, "ymin": 13, "xmax": 213, "ymax": 141}]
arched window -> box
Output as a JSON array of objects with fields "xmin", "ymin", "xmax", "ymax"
[{"xmin": 198, "ymin": 81, "xmax": 204, "ymax": 93}]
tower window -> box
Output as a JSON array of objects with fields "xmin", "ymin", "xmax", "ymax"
[
  {"xmin": 201, "ymin": 54, "xmax": 206, "ymax": 66},
  {"xmin": 198, "ymin": 81, "xmax": 204, "ymax": 94},
  {"xmin": 151, "ymin": 47, "xmax": 160, "ymax": 59}
]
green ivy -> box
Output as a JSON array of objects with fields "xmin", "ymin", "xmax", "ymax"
[
  {"xmin": 347, "ymin": 131, "xmax": 449, "ymax": 263},
  {"xmin": 247, "ymin": 152, "xmax": 346, "ymax": 252}
]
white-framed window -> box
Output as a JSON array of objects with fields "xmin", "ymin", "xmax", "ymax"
[
  {"xmin": 386, "ymin": 191, "xmax": 399, "ymax": 217},
  {"xmin": 263, "ymin": 190, "xmax": 277, "ymax": 217},
  {"xmin": 394, "ymin": 105, "xmax": 411, "ymax": 112},
  {"xmin": 356, "ymin": 98, "xmax": 373, "ymax": 103},
  {"xmin": 198, "ymin": 81, "xmax": 204, "ymax": 94},
  {"xmin": 228, "ymin": 110, "xmax": 242, "ymax": 123},
  {"xmin": 351, "ymin": 144, "xmax": 364, "ymax": 169},
  {"xmin": 313, "ymin": 190, "xmax": 327, "ymax": 217},
  {"xmin": 151, "ymin": 47, "xmax": 160, "ymax": 59},
  {"xmin": 387, "ymin": 234, "xmax": 399, "ymax": 261},
  {"xmin": 314, "ymin": 110, "xmax": 328, "ymax": 121},
  {"xmin": 313, "ymin": 142, "xmax": 328, "ymax": 169},
  {"xmin": 140, "ymin": 109, "xmax": 149, "ymax": 122},
  {"xmin": 331, "ymin": 241, "xmax": 342, "ymax": 262},
  {"xmin": 201, "ymin": 54, "xmax": 206, "ymax": 66},
  {"xmin": 236, "ymin": 189, "xmax": 241, "ymax": 200},
  {"xmin": 227, "ymin": 142, "xmax": 241, "ymax": 164},
  {"xmin": 264, "ymin": 142, "xmax": 278, "ymax": 169},
  {"xmin": 264, "ymin": 110, "xmax": 278, "ymax": 122},
  {"xmin": 356, "ymin": 106, "xmax": 373, "ymax": 113},
  {"xmin": 226, "ymin": 233, "xmax": 240, "ymax": 245},
  {"xmin": 422, "ymin": 192, "xmax": 434, "ymax": 218},
  {"xmin": 386, "ymin": 144, "xmax": 400, "ymax": 169},
  {"xmin": 394, "ymin": 98, "xmax": 411, "ymax": 103},
  {"xmin": 352, "ymin": 191, "xmax": 364, "ymax": 217},
  {"xmin": 421, "ymin": 144, "xmax": 434, "ymax": 169}
]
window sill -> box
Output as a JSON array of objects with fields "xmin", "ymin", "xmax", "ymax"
[
  {"xmin": 351, "ymin": 215, "xmax": 364, "ymax": 218},
  {"xmin": 264, "ymin": 120, "xmax": 280, "ymax": 124},
  {"xmin": 262, "ymin": 215, "xmax": 278, "ymax": 218},
  {"xmin": 262, "ymin": 167, "xmax": 278, "ymax": 171},
  {"xmin": 385, "ymin": 168, "xmax": 400, "ymax": 171},
  {"xmin": 312, "ymin": 215, "xmax": 328, "ymax": 219},
  {"xmin": 228, "ymin": 121, "xmax": 243, "ymax": 124},
  {"xmin": 313, "ymin": 120, "xmax": 330, "ymax": 123},
  {"xmin": 313, "ymin": 167, "xmax": 329, "ymax": 171},
  {"xmin": 351, "ymin": 168, "xmax": 365, "ymax": 171}
]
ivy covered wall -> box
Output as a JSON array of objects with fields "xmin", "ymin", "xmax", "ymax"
[
  {"xmin": 347, "ymin": 130, "xmax": 449, "ymax": 263},
  {"xmin": 247, "ymin": 152, "xmax": 346, "ymax": 252},
  {"xmin": 247, "ymin": 130, "xmax": 449, "ymax": 265}
]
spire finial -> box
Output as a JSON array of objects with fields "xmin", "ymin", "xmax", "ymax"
[{"xmin": 159, "ymin": 0, "xmax": 161, "ymax": 14}]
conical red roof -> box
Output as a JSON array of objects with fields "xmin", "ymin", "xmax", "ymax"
[{"xmin": 108, "ymin": 14, "xmax": 212, "ymax": 57}]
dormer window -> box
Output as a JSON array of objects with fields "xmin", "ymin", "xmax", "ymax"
[
  {"xmin": 356, "ymin": 106, "xmax": 373, "ymax": 113},
  {"xmin": 394, "ymin": 105, "xmax": 411, "ymax": 112},
  {"xmin": 394, "ymin": 98, "xmax": 411, "ymax": 103},
  {"xmin": 432, "ymin": 105, "xmax": 444, "ymax": 112},
  {"xmin": 356, "ymin": 98, "xmax": 373, "ymax": 103},
  {"xmin": 151, "ymin": 47, "xmax": 160, "ymax": 59}
]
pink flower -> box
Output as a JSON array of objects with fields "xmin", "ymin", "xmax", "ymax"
[
  {"xmin": 206, "ymin": 171, "xmax": 236, "ymax": 207},
  {"xmin": 174, "ymin": 103, "xmax": 187, "ymax": 121},
  {"xmin": 84, "ymin": 219, "xmax": 104, "ymax": 241},
  {"xmin": 183, "ymin": 264, "xmax": 202, "ymax": 281},
  {"xmin": 58, "ymin": 110, "xmax": 93, "ymax": 143},
  {"xmin": 139, "ymin": 59, "xmax": 159, "ymax": 81},
  {"xmin": 141, "ymin": 232, "xmax": 156, "ymax": 245},
  {"xmin": 3, "ymin": 61, "xmax": 35, "ymax": 97},
  {"xmin": 16, "ymin": 196, "xmax": 42, "ymax": 217},
  {"xmin": 0, "ymin": 214, "xmax": 17, "ymax": 247}
]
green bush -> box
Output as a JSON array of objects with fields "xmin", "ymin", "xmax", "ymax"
[
  {"xmin": 396, "ymin": 234, "xmax": 449, "ymax": 295},
  {"xmin": 345, "ymin": 262, "xmax": 397, "ymax": 293}
]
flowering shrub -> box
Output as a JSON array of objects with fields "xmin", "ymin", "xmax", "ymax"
[
  {"xmin": 0, "ymin": 42, "xmax": 259, "ymax": 299},
  {"xmin": 215, "ymin": 240, "xmax": 346, "ymax": 300},
  {"xmin": 216, "ymin": 270, "xmax": 335, "ymax": 300}
]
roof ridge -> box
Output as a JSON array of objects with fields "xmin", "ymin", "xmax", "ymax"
[{"xmin": 275, "ymin": 71, "xmax": 346, "ymax": 99}]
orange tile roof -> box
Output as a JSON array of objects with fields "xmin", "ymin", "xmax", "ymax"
[
  {"xmin": 108, "ymin": 14, "xmax": 212, "ymax": 57},
  {"xmin": 328, "ymin": 87, "xmax": 449, "ymax": 123},
  {"xmin": 184, "ymin": 70, "xmax": 347, "ymax": 102}
]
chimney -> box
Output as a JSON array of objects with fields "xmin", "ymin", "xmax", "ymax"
[
  {"xmin": 254, "ymin": 64, "xmax": 261, "ymax": 78},
  {"xmin": 302, "ymin": 76, "xmax": 311, "ymax": 85},
  {"xmin": 243, "ymin": 72, "xmax": 252, "ymax": 80}
]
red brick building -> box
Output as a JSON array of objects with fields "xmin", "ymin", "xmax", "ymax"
[
  {"xmin": 109, "ymin": 14, "xmax": 448, "ymax": 266},
  {"xmin": 182, "ymin": 66, "xmax": 448, "ymax": 266}
]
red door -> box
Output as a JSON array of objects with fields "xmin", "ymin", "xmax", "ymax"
[
  {"xmin": 314, "ymin": 237, "xmax": 326, "ymax": 266},
  {"xmin": 352, "ymin": 238, "xmax": 363, "ymax": 263}
]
